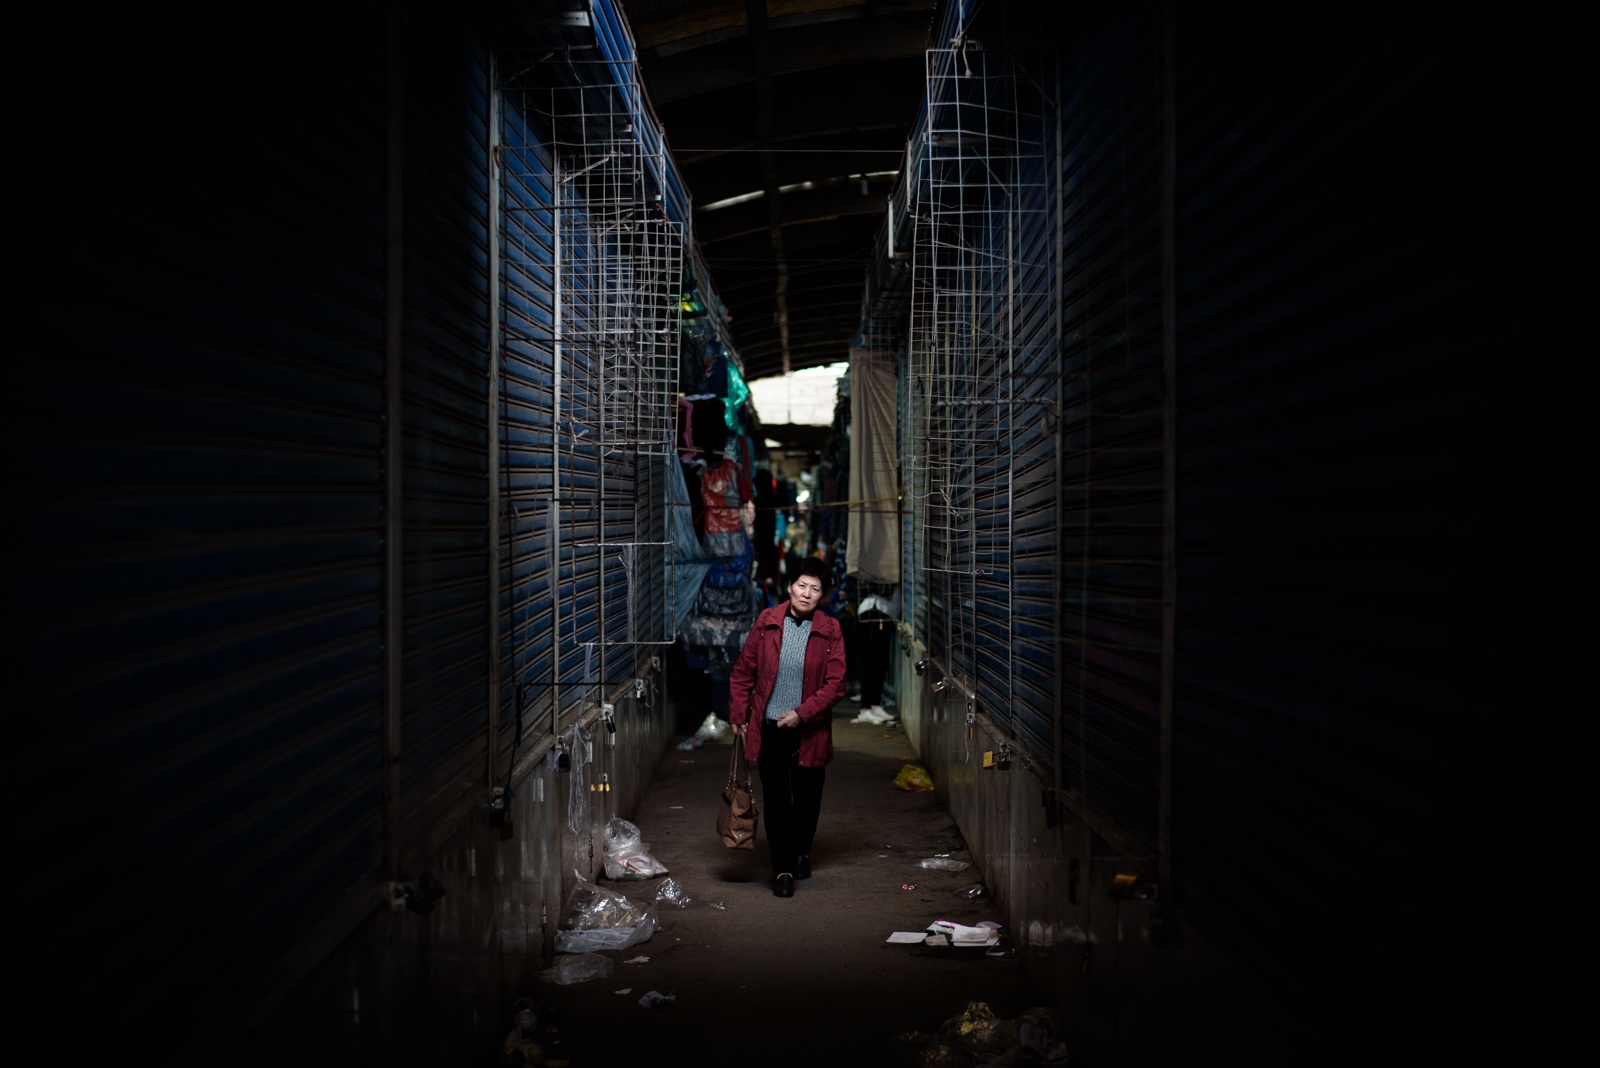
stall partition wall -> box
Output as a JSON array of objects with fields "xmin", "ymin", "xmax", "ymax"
[
  {"xmin": 11, "ymin": 3, "xmax": 685, "ymax": 1059},
  {"xmin": 895, "ymin": 1, "xmax": 1575, "ymax": 1061}
]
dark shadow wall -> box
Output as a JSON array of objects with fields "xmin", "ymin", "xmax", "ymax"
[
  {"xmin": 890, "ymin": 1, "xmax": 1586, "ymax": 1064},
  {"xmin": 7, "ymin": 2, "xmax": 677, "ymax": 1061}
]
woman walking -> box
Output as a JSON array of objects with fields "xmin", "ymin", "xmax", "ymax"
[{"xmin": 728, "ymin": 557, "xmax": 847, "ymax": 897}]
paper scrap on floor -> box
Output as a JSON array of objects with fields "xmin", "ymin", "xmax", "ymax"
[
  {"xmin": 885, "ymin": 931, "xmax": 928, "ymax": 944},
  {"xmin": 930, "ymin": 920, "xmax": 1000, "ymax": 946}
]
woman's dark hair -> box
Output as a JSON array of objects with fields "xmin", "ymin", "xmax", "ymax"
[{"xmin": 793, "ymin": 555, "xmax": 829, "ymax": 586}]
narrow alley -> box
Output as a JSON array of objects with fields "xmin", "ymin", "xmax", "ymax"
[
  {"xmin": 526, "ymin": 713, "xmax": 1045, "ymax": 1067},
  {"xmin": 9, "ymin": 2, "xmax": 1581, "ymax": 1066}
]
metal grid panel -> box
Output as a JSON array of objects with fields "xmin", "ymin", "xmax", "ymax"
[
  {"xmin": 498, "ymin": 53, "xmax": 682, "ymax": 741},
  {"xmin": 906, "ymin": 41, "xmax": 1046, "ymax": 726}
]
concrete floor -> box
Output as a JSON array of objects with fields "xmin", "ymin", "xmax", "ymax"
[{"xmin": 525, "ymin": 702, "xmax": 1046, "ymax": 1067}]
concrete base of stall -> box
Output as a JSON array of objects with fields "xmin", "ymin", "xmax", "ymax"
[
  {"xmin": 892, "ymin": 638, "xmax": 1362, "ymax": 1065},
  {"xmin": 238, "ymin": 676, "xmax": 672, "ymax": 1066}
]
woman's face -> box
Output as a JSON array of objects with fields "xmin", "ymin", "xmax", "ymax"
[{"xmin": 789, "ymin": 575, "xmax": 823, "ymax": 614}]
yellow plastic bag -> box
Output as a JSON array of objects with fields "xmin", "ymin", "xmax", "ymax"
[{"xmin": 893, "ymin": 763, "xmax": 934, "ymax": 792}]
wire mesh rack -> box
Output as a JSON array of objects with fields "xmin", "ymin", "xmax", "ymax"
[
  {"xmin": 906, "ymin": 40, "xmax": 1047, "ymax": 710},
  {"xmin": 497, "ymin": 53, "xmax": 683, "ymax": 730}
]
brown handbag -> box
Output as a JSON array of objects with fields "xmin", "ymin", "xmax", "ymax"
[{"xmin": 717, "ymin": 739, "xmax": 759, "ymax": 848}]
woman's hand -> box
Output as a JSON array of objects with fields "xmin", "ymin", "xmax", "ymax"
[
  {"xmin": 776, "ymin": 710, "xmax": 801, "ymax": 729},
  {"xmin": 732, "ymin": 722, "xmax": 747, "ymax": 737}
]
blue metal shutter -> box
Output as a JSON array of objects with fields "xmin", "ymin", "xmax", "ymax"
[
  {"xmin": 1001, "ymin": 122, "xmax": 1061, "ymax": 762},
  {"xmin": 498, "ymin": 88, "xmax": 562, "ymax": 756},
  {"xmin": 1055, "ymin": 5, "xmax": 1166, "ymax": 850},
  {"xmin": 10, "ymin": 8, "xmax": 390, "ymax": 1038},
  {"xmin": 396, "ymin": 7, "xmax": 495, "ymax": 853},
  {"xmin": 1167, "ymin": 3, "xmax": 1583, "ymax": 992}
]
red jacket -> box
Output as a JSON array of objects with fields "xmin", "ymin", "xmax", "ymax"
[{"xmin": 728, "ymin": 603, "xmax": 847, "ymax": 767}]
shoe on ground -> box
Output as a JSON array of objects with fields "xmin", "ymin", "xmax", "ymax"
[
  {"xmin": 772, "ymin": 873, "xmax": 795, "ymax": 897},
  {"xmin": 796, "ymin": 856, "xmax": 811, "ymax": 879}
]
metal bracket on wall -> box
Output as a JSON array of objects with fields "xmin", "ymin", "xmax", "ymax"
[{"xmin": 982, "ymin": 742, "xmax": 1012, "ymax": 770}]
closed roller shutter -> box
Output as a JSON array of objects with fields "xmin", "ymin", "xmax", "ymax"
[
  {"xmin": 1168, "ymin": 3, "xmax": 1583, "ymax": 1006},
  {"xmin": 1000, "ymin": 129, "xmax": 1061, "ymax": 762},
  {"xmin": 498, "ymin": 85, "xmax": 562, "ymax": 757},
  {"xmin": 1055, "ymin": 3, "xmax": 1166, "ymax": 850},
  {"xmin": 396, "ymin": 6, "xmax": 495, "ymax": 854},
  {"xmin": 11, "ymin": 8, "xmax": 390, "ymax": 1039},
  {"xmin": 497, "ymin": 41, "xmax": 681, "ymax": 754}
]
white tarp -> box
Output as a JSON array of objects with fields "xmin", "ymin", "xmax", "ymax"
[{"xmin": 846, "ymin": 346, "xmax": 900, "ymax": 583}]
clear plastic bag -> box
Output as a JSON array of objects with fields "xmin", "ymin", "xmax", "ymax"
[
  {"xmin": 555, "ymin": 870, "xmax": 657, "ymax": 953},
  {"xmin": 535, "ymin": 952, "xmax": 614, "ymax": 985},
  {"xmin": 652, "ymin": 878, "xmax": 692, "ymax": 909},
  {"xmin": 602, "ymin": 817, "xmax": 669, "ymax": 881},
  {"xmin": 917, "ymin": 857, "xmax": 972, "ymax": 872},
  {"xmin": 693, "ymin": 713, "xmax": 727, "ymax": 742}
]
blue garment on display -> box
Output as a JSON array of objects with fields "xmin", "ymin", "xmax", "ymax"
[
  {"xmin": 704, "ymin": 530, "xmax": 751, "ymax": 586},
  {"xmin": 667, "ymin": 455, "xmax": 711, "ymax": 634}
]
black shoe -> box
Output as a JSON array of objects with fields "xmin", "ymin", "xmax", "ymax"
[
  {"xmin": 796, "ymin": 856, "xmax": 811, "ymax": 880},
  {"xmin": 772, "ymin": 873, "xmax": 795, "ymax": 897}
]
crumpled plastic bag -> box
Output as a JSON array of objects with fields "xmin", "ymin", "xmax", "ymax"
[
  {"xmin": 602, "ymin": 817, "xmax": 669, "ymax": 881},
  {"xmin": 894, "ymin": 764, "xmax": 934, "ymax": 791},
  {"xmin": 555, "ymin": 870, "xmax": 657, "ymax": 953},
  {"xmin": 652, "ymin": 878, "xmax": 693, "ymax": 909},
  {"xmin": 535, "ymin": 952, "xmax": 613, "ymax": 985},
  {"xmin": 693, "ymin": 713, "xmax": 727, "ymax": 743},
  {"xmin": 918, "ymin": 857, "xmax": 971, "ymax": 872}
]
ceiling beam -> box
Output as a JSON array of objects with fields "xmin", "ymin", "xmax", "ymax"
[{"xmin": 643, "ymin": 11, "xmax": 933, "ymax": 105}]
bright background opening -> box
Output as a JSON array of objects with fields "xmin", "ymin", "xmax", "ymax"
[{"xmin": 746, "ymin": 361, "xmax": 849, "ymax": 426}]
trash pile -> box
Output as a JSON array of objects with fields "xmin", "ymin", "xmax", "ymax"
[
  {"xmin": 675, "ymin": 712, "xmax": 729, "ymax": 751},
  {"xmin": 536, "ymin": 814, "xmax": 721, "ymax": 992},
  {"xmin": 894, "ymin": 764, "xmax": 935, "ymax": 791},
  {"xmin": 885, "ymin": 919, "xmax": 1004, "ymax": 950},
  {"xmin": 601, "ymin": 818, "xmax": 669, "ymax": 881},
  {"xmin": 553, "ymin": 871, "xmax": 657, "ymax": 955},
  {"xmin": 893, "ymin": 1001, "xmax": 1068, "ymax": 1066}
]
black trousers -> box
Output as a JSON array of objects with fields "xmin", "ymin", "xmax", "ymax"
[{"xmin": 756, "ymin": 724, "xmax": 826, "ymax": 876}]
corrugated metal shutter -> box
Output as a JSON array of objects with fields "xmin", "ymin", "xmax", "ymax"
[
  {"xmin": 498, "ymin": 88, "xmax": 562, "ymax": 761},
  {"xmin": 1002, "ymin": 120, "xmax": 1061, "ymax": 762},
  {"xmin": 1055, "ymin": 4, "xmax": 1166, "ymax": 850},
  {"xmin": 11, "ymin": 8, "xmax": 390, "ymax": 1038},
  {"xmin": 497, "ymin": 40, "xmax": 681, "ymax": 759},
  {"xmin": 1167, "ymin": 2, "xmax": 1582, "ymax": 997},
  {"xmin": 397, "ymin": 6, "xmax": 494, "ymax": 854}
]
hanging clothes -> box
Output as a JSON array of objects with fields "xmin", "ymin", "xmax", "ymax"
[
  {"xmin": 697, "ymin": 351, "xmax": 729, "ymax": 398},
  {"xmin": 699, "ymin": 457, "xmax": 751, "ymax": 535},
  {"xmin": 677, "ymin": 396, "xmax": 696, "ymax": 456},
  {"xmin": 690, "ymin": 396, "xmax": 727, "ymax": 456}
]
